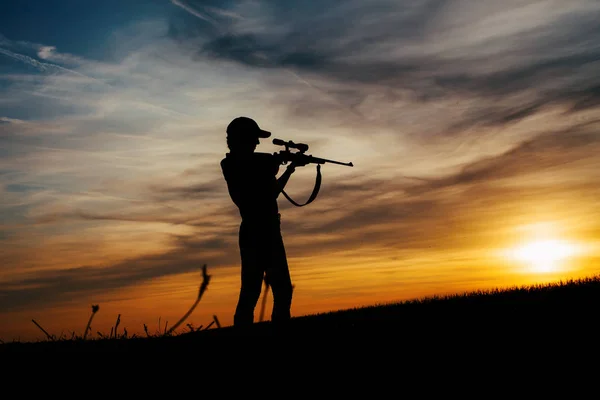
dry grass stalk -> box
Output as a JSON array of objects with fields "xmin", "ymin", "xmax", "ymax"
[
  {"xmin": 32, "ymin": 319, "xmax": 53, "ymax": 341},
  {"xmin": 113, "ymin": 314, "xmax": 121, "ymax": 338},
  {"xmin": 166, "ymin": 264, "xmax": 211, "ymax": 335},
  {"xmin": 83, "ymin": 305, "xmax": 99, "ymax": 340},
  {"xmin": 203, "ymin": 320, "xmax": 215, "ymax": 330}
]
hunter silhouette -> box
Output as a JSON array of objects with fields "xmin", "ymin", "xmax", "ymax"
[{"xmin": 220, "ymin": 117, "xmax": 302, "ymax": 327}]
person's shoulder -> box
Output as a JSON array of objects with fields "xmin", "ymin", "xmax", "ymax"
[
  {"xmin": 222, "ymin": 152, "xmax": 276, "ymax": 169},
  {"xmin": 220, "ymin": 155, "xmax": 229, "ymax": 169},
  {"xmin": 221, "ymin": 154, "xmax": 238, "ymax": 175}
]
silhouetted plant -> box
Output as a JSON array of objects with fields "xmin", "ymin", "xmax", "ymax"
[
  {"xmin": 112, "ymin": 314, "xmax": 121, "ymax": 339},
  {"xmin": 83, "ymin": 305, "xmax": 99, "ymax": 340},
  {"xmin": 166, "ymin": 264, "xmax": 211, "ymax": 335},
  {"xmin": 32, "ymin": 319, "xmax": 54, "ymax": 341},
  {"xmin": 204, "ymin": 320, "xmax": 215, "ymax": 330}
]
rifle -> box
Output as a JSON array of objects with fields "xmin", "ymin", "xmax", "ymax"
[
  {"xmin": 272, "ymin": 138, "xmax": 354, "ymax": 206},
  {"xmin": 273, "ymin": 138, "xmax": 354, "ymax": 167}
]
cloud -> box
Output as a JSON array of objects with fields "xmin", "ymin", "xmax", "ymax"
[
  {"xmin": 0, "ymin": 44, "xmax": 105, "ymax": 84},
  {"xmin": 0, "ymin": 46, "xmax": 57, "ymax": 73},
  {"xmin": 37, "ymin": 46, "xmax": 57, "ymax": 61},
  {"xmin": 171, "ymin": 0, "xmax": 218, "ymax": 25},
  {"xmin": 406, "ymin": 125, "xmax": 600, "ymax": 194},
  {"xmin": 0, "ymin": 243, "xmax": 229, "ymax": 312},
  {"xmin": 150, "ymin": 177, "xmax": 227, "ymax": 200},
  {"xmin": 170, "ymin": 0, "xmax": 600, "ymax": 130},
  {"xmin": 275, "ymin": 121, "xmax": 600, "ymax": 255}
]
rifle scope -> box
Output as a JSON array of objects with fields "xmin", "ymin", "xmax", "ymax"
[{"xmin": 272, "ymin": 138, "xmax": 309, "ymax": 153}]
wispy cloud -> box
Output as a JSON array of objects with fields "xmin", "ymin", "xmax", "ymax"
[
  {"xmin": 171, "ymin": 0, "xmax": 217, "ymax": 25},
  {"xmin": 0, "ymin": 245, "xmax": 226, "ymax": 312},
  {"xmin": 171, "ymin": 0, "xmax": 600, "ymax": 132}
]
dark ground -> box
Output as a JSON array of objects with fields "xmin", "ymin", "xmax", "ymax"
[
  {"xmin": 3, "ymin": 278, "xmax": 599, "ymax": 393},
  {"xmin": 3, "ymin": 276, "xmax": 600, "ymax": 357}
]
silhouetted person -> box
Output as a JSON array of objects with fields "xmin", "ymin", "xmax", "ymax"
[{"xmin": 220, "ymin": 116, "xmax": 301, "ymax": 328}]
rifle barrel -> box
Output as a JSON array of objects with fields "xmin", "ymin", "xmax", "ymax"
[
  {"xmin": 275, "ymin": 151, "xmax": 353, "ymax": 167},
  {"xmin": 307, "ymin": 155, "xmax": 354, "ymax": 167}
]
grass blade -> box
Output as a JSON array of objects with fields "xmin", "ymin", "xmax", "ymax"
[
  {"xmin": 83, "ymin": 305, "xmax": 99, "ymax": 340},
  {"xmin": 167, "ymin": 264, "xmax": 211, "ymax": 335},
  {"xmin": 114, "ymin": 314, "xmax": 121, "ymax": 338},
  {"xmin": 31, "ymin": 319, "xmax": 53, "ymax": 341}
]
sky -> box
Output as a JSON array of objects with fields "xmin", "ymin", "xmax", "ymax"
[{"xmin": 1, "ymin": 0, "xmax": 599, "ymax": 341}]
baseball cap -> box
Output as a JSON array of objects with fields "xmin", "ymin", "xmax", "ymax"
[{"xmin": 226, "ymin": 117, "xmax": 271, "ymax": 138}]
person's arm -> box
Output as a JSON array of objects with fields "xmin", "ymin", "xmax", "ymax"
[
  {"xmin": 221, "ymin": 159, "xmax": 242, "ymax": 208},
  {"xmin": 276, "ymin": 162, "xmax": 297, "ymax": 196}
]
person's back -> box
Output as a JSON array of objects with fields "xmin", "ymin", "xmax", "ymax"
[{"xmin": 220, "ymin": 152, "xmax": 280, "ymax": 221}]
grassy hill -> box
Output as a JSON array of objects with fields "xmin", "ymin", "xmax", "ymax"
[{"xmin": 3, "ymin": 275, "xmax": 600, "ymax": 355}]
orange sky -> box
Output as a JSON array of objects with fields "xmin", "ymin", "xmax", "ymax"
[{"xmin": 1, "ymin": 0, "xmax": 600, "ymax": 342}]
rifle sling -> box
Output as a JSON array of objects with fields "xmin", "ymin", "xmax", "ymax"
[{"xmin": 282, "ymin": 164, "xmax": 321, "ymax": 207}]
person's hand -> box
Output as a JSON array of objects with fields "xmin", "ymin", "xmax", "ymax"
[{"xmin": 286, "ymin": 163, "xmax": 297, "ymax": 173}]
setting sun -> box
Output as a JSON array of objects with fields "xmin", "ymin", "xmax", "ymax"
[{"xmin": 507, "ymin": 239, "xmax": 581, "ymax": 273}]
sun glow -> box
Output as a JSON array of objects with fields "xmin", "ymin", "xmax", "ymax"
[{"xmin": 507, "ymin": 239, "xmax": 580, "ymax": 273}]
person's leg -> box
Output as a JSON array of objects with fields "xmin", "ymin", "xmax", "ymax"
[
  {"xmin": 234, "ymin": 227, "xmax": 264, "ymax": 327},
  {"xmin": 266, "ymin": 230, "xmax": 293, "ymax": 323}
]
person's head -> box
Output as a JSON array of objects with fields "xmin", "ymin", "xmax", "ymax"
[{"xmin": 226, "ymin": 117, "xmax": 271, "ymax": 154}]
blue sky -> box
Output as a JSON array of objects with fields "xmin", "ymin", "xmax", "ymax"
[
  {"xmin": 1, "ymin": 0, "xmax": 600, "ymax": 341},
  {"xmin": 0, "ymin": 1, "xmax": 172, "ymax": 56}
]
